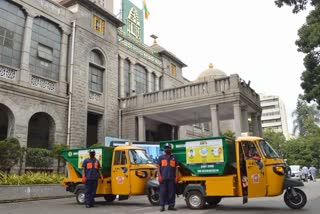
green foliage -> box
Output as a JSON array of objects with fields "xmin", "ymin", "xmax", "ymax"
[
  {"xmin": 263, "ymin": 128, "xmax": 286, "ymax": 156},
  {"xmin": 274, "ymin": 0, "xmax": 317, "ymax": 13},
  {"xmin": 275, "ymin": 1, "xmax": 320, "ymax": 107},
  {"xmin": 0, "ymin": 137, "xmax": 21, "ymax": 173},
  {"xmin": 292, "ymin": 97, "xmax": 320, "ymax": 136},
  {"xmin": 51, "ymin": 144, "xmax": 68, "ymax": 173},
  {"xmin": 0, "ymin": 172, "xmax": 64, "ymax": 185},
  {"xmin": 26, "ymin": 148, "xmax": 53, "ymax": 169},
  {"xmin": 221, "ymin": 130, "xmax": 235, "ymax": 140}
]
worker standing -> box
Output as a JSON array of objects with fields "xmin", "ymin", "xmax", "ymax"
[
  {"xmin": 82, "ymin": 149, "xmax": 103, "ymax": 208},
  {"xmin": 157, "ymin": 143, "xmax": 179, "ymax": 212}
]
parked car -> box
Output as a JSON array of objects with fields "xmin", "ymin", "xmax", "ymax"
[{"xmin": 289, "ymin": 165, "xmax": 302, "ymax": 180}]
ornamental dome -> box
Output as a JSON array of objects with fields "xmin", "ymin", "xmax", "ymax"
[{"xmin": 196, "ymin": 63, "xmax": 227, "ymax": 82}]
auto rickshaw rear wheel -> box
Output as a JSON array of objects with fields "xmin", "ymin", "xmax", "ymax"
[
  {"xmin": 104, "ymin": 194, "xmax": 116, "ymax": 202},
  {"xmin": 76, "ymin": 189, "xmax": 85, "ymax": 205},
  {"xmin": 284, "ymin": 188, "xmax": 307, "ymax": 209},
  {"xmin": 186, "ymin": 191, "xmax": 205, "ymax": 209},
  {"xmin": 206, "ymin": 196, "xmax": 222, "ymax": 206}
]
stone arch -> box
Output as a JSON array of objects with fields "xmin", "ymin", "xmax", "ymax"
[
  {"xmin": 0, "ymin": 103, "xmax": 15, "ymax": 140},
  {"xmin": 27, "ymin": 112, "xmax": 55, "ymax": 149}
]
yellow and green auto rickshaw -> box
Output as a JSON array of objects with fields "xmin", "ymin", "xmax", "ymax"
[{"xmin": 161, "ymin": 135, "xmax": 307, "ymax": 209}]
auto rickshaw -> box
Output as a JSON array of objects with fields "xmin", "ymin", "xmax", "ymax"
[{"xmin": 160, "ymin": 136, "xmax": 307, "ymax": 209}]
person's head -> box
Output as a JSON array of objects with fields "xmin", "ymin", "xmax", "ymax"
[
  {"xmin": 89, "ymin": 149, "xmax": 95, "ymax": 158},
  {"xmin": 164, "ymin": 143, "xmax": 172, "ymax": 155}
]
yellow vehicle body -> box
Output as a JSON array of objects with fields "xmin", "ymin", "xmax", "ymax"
[
  {"xmin": 62, "ymin": 145, "xmax": 159, "ymax": 205},
  {"xmin": 176, "ymin": 136, "xmax": 306, "ymax": 209}
]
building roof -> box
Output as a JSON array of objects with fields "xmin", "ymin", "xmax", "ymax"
[
  {"xmin": 59, "ymin": 0, "xmax": 124, "ymax": 27},
  {"xmin": 151, "ymin": 43, "xmax": 187, "ymax": 67},
  {"xmin": 195, "ymin": 63, "xmax": 227, "ymax": 82}
]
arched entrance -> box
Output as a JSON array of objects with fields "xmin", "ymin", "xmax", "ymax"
[
  {"xmin": 0, "ymin": 104, "xmax": 15, "ymax": 141},
  {"xmin": 27, "ymin": 112, "xmax": 55, "ymax": 149}
]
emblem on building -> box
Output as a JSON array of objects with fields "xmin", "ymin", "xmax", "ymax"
[{"xmin": 126, "ymin": 7, "xmax": 141, "ymax": 40}]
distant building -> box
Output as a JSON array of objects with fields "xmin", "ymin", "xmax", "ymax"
[{"xmin": 260, "ymin": 94, "xmax": 290, "ymax": 140}]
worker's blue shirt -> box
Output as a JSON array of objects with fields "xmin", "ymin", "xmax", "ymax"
[
  {"xmin": 82, "ymin": 158, "xmax": 100, "ymax": 180},
  {"xmin": 157, "ymin": 154, "xmax": 179, "ymax": 180}
]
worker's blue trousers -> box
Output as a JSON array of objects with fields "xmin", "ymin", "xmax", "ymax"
[
  {"xmin": 159, "ymin": 179, "xmax": 176, "ymax": 207},
  {"xmin": 85, "ymin": 180, "xmax": 98, "ymax": 206}
]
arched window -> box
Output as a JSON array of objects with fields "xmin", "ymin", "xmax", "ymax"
[
  {"xmin": 123, "ymin": 59, "xmax": 130, "ymax": 96},
  {"xmin": 135, "ymin": 64, "xmax": 147, "ymax": 94},
  {"xmin": 0, "ymin": 104, "xmax": 15, "ymax": 141},
  {"xmin": 30, "ymin": 17, "xmax": 61, "ymax": 80},
  {"xmin": 0, "ymin": 1, "xmax": 25, "ymax": 67},
  {"xmin": 89, "ymin": 50, "xmax": 105, "ymax": 92}
]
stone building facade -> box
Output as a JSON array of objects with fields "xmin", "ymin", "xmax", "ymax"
[{"xmin": 0, "ymin": 0, "xmax": 262, "ymax": 157}]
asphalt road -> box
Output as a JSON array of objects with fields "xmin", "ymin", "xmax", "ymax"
[{"xmin": 1, "ymin": 181, "xmax": 320, "ymax": 214}]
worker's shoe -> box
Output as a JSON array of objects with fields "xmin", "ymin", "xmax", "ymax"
[
  {"xmin": 160, "ymin": 206, "xmax": 165, "ymax": 212},
  {"xmin": 168, "ymin": 206, "xmax": 177, "ymax": 211},
  {"xmin": 85, "ymin": 204, "xmax": 91, "ymax": 208},
  {"xmin": 90, "ymin": 204, "xmax": 94, "ymax": 207}
]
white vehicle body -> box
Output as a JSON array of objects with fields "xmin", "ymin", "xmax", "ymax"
[{"xmin": 289, "ymin": 165, "xmax": 302, "ymax": 179}]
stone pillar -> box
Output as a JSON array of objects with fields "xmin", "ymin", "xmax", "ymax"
[
  {"xmin": 233, "ymin": 101, "xmax": 242, "ymax": 137},
  {"xmin": 210, "ymin": 105, "xmax": 220, "ymax": 136},
  {"xmin": 147, "ymin": 70, "xmax": 152, "ymax": 93},
  {"xmin": 241, "ymin": 105, "xmax": 249, "ymax": 133},
  {"xmin": 129, "ymin": 61, "xmax": 135, "ymax": 96},
  {"xmin": 155, "ymin": 75, "xmax": 160, "ymax": 91},
  {"xmin": 251, "ymin": 113, "xmax": 259, "ymax": 136},
  {"xmin": 59, "ymin": 31, "xmax": 68, "ymax": 96},
  {"xmin": 257, "ymin": 114, "xmax": 263, "ymax": 137},
  {"xmin": 20, "ymin": 14, "xmax": 34, "ymax": 85},
  {"xmin": 138, "ymin": 115, "xmax": 145, "ymax": 141},
  {"xmin": 119, "ymin": 56, "xmax": 125, "ymax": 98}
]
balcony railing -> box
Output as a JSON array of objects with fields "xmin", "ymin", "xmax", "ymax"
[{"xmin": 121, "ymin": 74, "xmax": 260, "ymax": 109}]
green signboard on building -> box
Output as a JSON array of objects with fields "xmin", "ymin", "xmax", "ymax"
[{"xmin": 122, "ymin": 0, "xmax": 144, "ymax": 43}]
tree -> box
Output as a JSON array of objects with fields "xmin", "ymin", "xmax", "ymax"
[
  {"xmin": 275, "ymin": 1, "xmax": 320, "ymax": 108},
  {"xmin": 263, "ymin": 128, "xmax": 286, "ymax": 156},
  {"xmin": 275, "ymin": 0, "xmax": 318, "ymax": 13},
  {"xmin": 0, "ymin": 138, "xmax": 21, "ymax": 173},
  {"xmin": 51, "ymin": 144, "xmax": 68, "ymax": 173},
  {"xmin": 292, "ymin": 97, "xmax": 320, "ymax": 136}
]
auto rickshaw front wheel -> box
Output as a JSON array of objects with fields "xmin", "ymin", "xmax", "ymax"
[
  {"xmin": 147, "ymin": 188, "xmax": 160, "ymax": 206},
  {"xmin": 76, "ymin": 189, "xmax": 85, "ymax": 205},
  {"xmin": 284, "ymin": 188, "xmax": 307, "ymax": 209}
]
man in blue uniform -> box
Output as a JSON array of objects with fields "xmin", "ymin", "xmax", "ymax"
[
  {"xmin": 157, "ymin": 143, "xmax": 179, "ymax": 212},
  {"xmin": 82, "ymin": 149, "xmax": 103, "ymax": 208}
]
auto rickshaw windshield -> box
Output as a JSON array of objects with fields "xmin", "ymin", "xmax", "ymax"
[
  {"xmin": 258, "ymin": 140, "xmax": 280, "ymax": 158},
  {"xmin": 129, "ymin": 149, "xmax": 153, "ymax": 164}
]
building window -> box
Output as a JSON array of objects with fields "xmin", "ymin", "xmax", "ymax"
[
  {"xmin": 124, "ymin": 59, "xmax": 130, "ymax": 96},
  {"xmin": 30, "ymin": 17, "xmax": 61, "ymax": 80},
  {"xmin": 150, "ymin": 73, "xmax": 156, "ymax": 92},
  {"xmin": 170, "ymin": 63, "xmax": 177, "ymax": 77},
  {"xmin": 89, "ymin": 50, "xmax": 105, "ymax": 92},
  {"xmin": 135, "ymin": 64, "xmax": 147, "ymax": 94},
  {"xmin": 93, "ymin": 15, "xmax": 105, "ymax": 34},
  {"xmin": 0, "ymin": 1, "xmax": 25, "ymax": 67}
]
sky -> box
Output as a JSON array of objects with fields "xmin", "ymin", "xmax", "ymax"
[{"xmin": 114, "ymin": 0, "xmax": 311, "ymax": 133}]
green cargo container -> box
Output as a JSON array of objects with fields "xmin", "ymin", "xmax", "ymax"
[
  {"xmin": 160, "ymin": 136, "xmax": 235, "ymax": 176},
  {"xmin": 61, "ymin": 146, "xmax": 114, "ymax": 177}
]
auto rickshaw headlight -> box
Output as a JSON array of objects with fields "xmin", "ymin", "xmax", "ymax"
[{"xmin": 273, "ymin": 165, "xmax": 285, "ymax": 175}]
